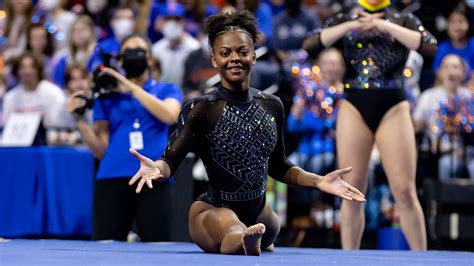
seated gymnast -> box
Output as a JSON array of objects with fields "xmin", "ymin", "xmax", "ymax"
[{"xmin": 129, "ymin": 10, "xmax": 365, "ymax": 256}]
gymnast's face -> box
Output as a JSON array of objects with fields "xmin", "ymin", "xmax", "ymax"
[{"xmin": 211, "ymin": 31, "xmax": 256, "ymax": 90}]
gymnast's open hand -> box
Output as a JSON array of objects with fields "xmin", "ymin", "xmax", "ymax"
[
  {"xmin": 317, "ymin": 167, "xmax": 366, "ymax": 202},
  {"xmin": 129, "ymin": 148, "xmax": 164, "ymax": 193}
]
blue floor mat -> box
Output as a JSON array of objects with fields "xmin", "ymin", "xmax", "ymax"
[{"xmin": 1, "ymin": 239, "xmax": 473, "ymax": 265}]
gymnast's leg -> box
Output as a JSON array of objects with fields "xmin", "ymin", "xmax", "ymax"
[
  {"xmin": 375, "ymin": 102, "xmax": 427, "ymax": 250},
  {"xmin": 188, "ymin": 201, "xmax": 266, "ymax": 256},
  {"xmin": 256, "ymin": 202, "xmax": 281, "ymax": 251},
  {"xmin": 337, "ymin": 100, "xmax": 374, "ymax": 249}
]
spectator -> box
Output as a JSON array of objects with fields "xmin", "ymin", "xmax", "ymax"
[
  {"xmin": 1, "ymin": 0, "xmax": 34, "ymax": 62},
  {"xmin": 37, "ymin": 0, "xmax": 78, "ymax": 52},
  {"xmin": 182, "ymin": 34, "xmax": 218, "ymax": 101},
  {"xmin": 26, "ymin": 23, "xmax": 56, "ymax": 81},
  {"xmin": 179, "ymin": 0, "xmax": 218, "ymax": 37},
  {"xmin": 273, "ymin": 0, "xmax": 321, "ymax": 59},
  {"xmin": 152, "ymin": 2, "xmax": 199, "ymax": 87},
  {"xmin": 414, "ymin": 54, "xmax": 473, "ymax": 180},
  {"xmin": 97, "ymin": 5, "xmax": 137, "ymax": 56},
  {"xmin": 85, "ymin": 0, "xmax": 115, "ymax": 41},
  {"xmin": 52, "ymin": 15, "xmax": 99, "ymax": 88},
  {"xmin": 287, "ymin": 48, "xmax": 344, "ymax": 200},
  {"xmin": 54, "ymin": 65, "xmax": 93, "ymax": 145},
  {"xmin": 3, "ymin": 52, "xmax": 65, "ymax": 133},
  {"xmin": 432, "ymin": 4, "xmax": 474, "ymax": 73}
]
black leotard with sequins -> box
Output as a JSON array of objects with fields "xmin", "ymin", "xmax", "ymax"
[
  {"xmin": 306, "ymin": 8, "xmax": 437, "ymax": 132},
  {"xmin": 162, "ymin": 86, "xmax": 295, "ymax": 226}
]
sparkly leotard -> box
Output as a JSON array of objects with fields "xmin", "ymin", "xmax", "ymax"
[
  {"xmin": 162, "ymin": 86, "xmax": 295, "ymax": 226},
  {"xmin": 307, "ymin": 8, "xmax": 437, "ymax": 132}
]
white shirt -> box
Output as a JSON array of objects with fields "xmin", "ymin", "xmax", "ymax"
[
  {"xmin": 413, "ymin": 86, "xmax": 471, "ymax": 152},
  {"xmin": 413, "ymin": 86, "xmax": 471, "ymax": 129},
  {"xmin": 55, "ymin": 95, "xmax": 93, "ymax": 129},
  {"xmin": 152, "ymin": 34, "xmax": 200, "ymax": 87},
  {"xmin": 3, "ymin": 80, "xmax": 66, "ymax": 128}
]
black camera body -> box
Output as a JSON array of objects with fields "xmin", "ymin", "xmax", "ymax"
[
  {"xmin": 74, "ymin": 49, "xmax": 118, "ymax": 116},
  {"xmin": 73, "ymin": 46, "xmax": 149, "ymax": 116},
  {"xmin": 92, "ymin": 50, "xmax": 118, "ymax": 96},
  {"xmin": 73, "ymin": 95, "xmax": 93, "ymax": 116}
]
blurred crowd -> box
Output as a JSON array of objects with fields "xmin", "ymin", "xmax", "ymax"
[{"xmin": 0, "ymin": 0, "xmax": 473, "ymax": 233}]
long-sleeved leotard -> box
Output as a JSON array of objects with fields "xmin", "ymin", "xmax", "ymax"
[
  {"xmin": 161, "ymin": 86, "xmax": 295, "ymax": 226},
  {"xmin": 306, "ymin": 8, "xmax": 437, "ymax": 132}
]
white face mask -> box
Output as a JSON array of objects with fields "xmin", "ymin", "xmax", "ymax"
[
  {"xmin": 200, "ymin": 36, "xmax": 209, "ymax": 49},
  {"xmin": 162, "ymin": 20, "xmax": 184, "ymax": 41},
  {"xmin": 466, "ymin": 0, "xmax": 474, "ymax": 8},
  {"xmin": 112, "ymin": 18, "xmax": 134, "ymax": 40},
  {"xmin": 87, "ymin": 0, "xmax": 107, "ymax": 14},
  {"xmin": 39, "ymin": 0, "xmax": 61, "ymax": 11}
]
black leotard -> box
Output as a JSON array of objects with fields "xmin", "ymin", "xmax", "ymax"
[
  {"xmin": 306, "ymin": 8, "xmax": 437, "ymax": 132},
  {"xmin": 162, "ymin": 85, "xmax": 295, "ymax": 226}
]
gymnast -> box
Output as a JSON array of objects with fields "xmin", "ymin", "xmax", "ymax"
[
  {"xmin": 129, "ymin": 10, "xmax": 365, "ymax": 256},
  {"xmin": 303, "ymin": 0, "xmax": 437, "ymax": 250}
]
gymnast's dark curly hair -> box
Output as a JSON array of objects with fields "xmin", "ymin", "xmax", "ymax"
[{"xmin": 204, "ymin": 10, "xmax": 259, "ymax": 51}]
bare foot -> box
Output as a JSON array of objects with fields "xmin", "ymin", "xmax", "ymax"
[{"xmin": 242, "ymin": 223, "xmax": 266, "ymax": 256}]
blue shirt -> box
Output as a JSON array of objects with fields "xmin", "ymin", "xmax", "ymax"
[
  {"xmin": 287, "ymin": 110, "xmax": 336, "ymax": 156},
  {"xmin": 93, "ymin": 79, "xmax": 183, "ymax": 179},
  {"xmin": 97, "ymin": 37, "xmax": 121, "ymax": 55},
  {"xmin": 432, "ymin": 37, "xmax": 474, "ymax": 73},
  {"xmin": 52, "ymin": 53, "xmax": 102, "ymax": 89},
  {"xmin": 273, "ymin": 9, "xmax": 320, "ymax": 52},
  {"xmin": 255, "ymin": 2, "xmax": 274, "ymax": 47}
]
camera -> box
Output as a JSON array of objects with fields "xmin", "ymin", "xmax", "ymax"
[
  {"xmin": 73, "ymin": 94, "xmax": 93, "ymax": 116},
  {"xmin": 73, "ymin": 48, "xmax": 118, "ymax": 116},
  {"xmin": 92, "ymin": 48, "xmax": 118, "ymax": 95}
]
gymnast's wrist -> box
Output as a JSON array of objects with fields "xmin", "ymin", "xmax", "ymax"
[
  {"xmin": 312, "ymin": 173, "xmax": 323, "ymax": 189},
  {"xmin": 155, "ymin": 160, "xmax": 170, "ymax": 180},
  {"xmin": 376, "ymin": 19, "xmax": 390, "ymax": 32},
  {"xmin": 345, "ymin": 20, "xmax": 359, "ymax": 32}
]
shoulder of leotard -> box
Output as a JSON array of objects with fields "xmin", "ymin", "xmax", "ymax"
[
  {"xmin": 181, "ymin": 88, "xmax": 220, "ymax": 110},
  {"xmin": 385, "ymin": 8, "xmax": 417, "ymax": 23},
  {"xmin": 251, "ymin": 88, "xmax": 283, "ymax": 105},
  {"xmin": 250, "ymin": 88, "xmax": 283, "ymax": 110}
]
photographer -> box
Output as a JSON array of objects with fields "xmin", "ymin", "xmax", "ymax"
[
  {"xmin": 68, "ymin": 34, "xmax": 183, "ymax": 241},
  {"xmin": 51, "ymin": 65, "xmax": 93, "ymax": 146}
]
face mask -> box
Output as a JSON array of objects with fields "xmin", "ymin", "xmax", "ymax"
[
  {"xmin": 121, "ymin": 48, "xmax": 148, "ymax": 78},
  {"xmin": 466, "ymin": 0, "xmax": 474, "ymax": 8},
  {"xmin": 111, "ymin": 18, "xmax": 134, "ymax": 41},
  {"xmin": 87, "ymin": 0, "xmax": 107, "ymax": 14},
  {"xmin": 40, "ymin": 0, "xmax": 60, "ymax": 11},
  {"xmin": 162, "ymin": 20, "xmax": 184, "ymax": 41},
  {"xmin": 200, "ymin": 36, "xmax": 209, "ymax": 49}
]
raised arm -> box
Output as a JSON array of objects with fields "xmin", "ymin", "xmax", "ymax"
[
  {"xmin": 303, "ymin": 12, "xmax": 383, "ymax": 56},
  {"xmin": 131, "ymin": 87, "xmax": 182, "ymax": 125},
  {"xmin": 101, "ymin": 67, "xmax": 182, "ymax": 125},
  {"xmin": 369, "ymin": 12, "xmax": 437, "ymax": 56},
  {"xmin": 129, "ymin": 99, "xmax": 205, "ymax": 193},
  {"xmin": 303, "ymin": 17, "xmax": 352, "ymax": 56}
]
